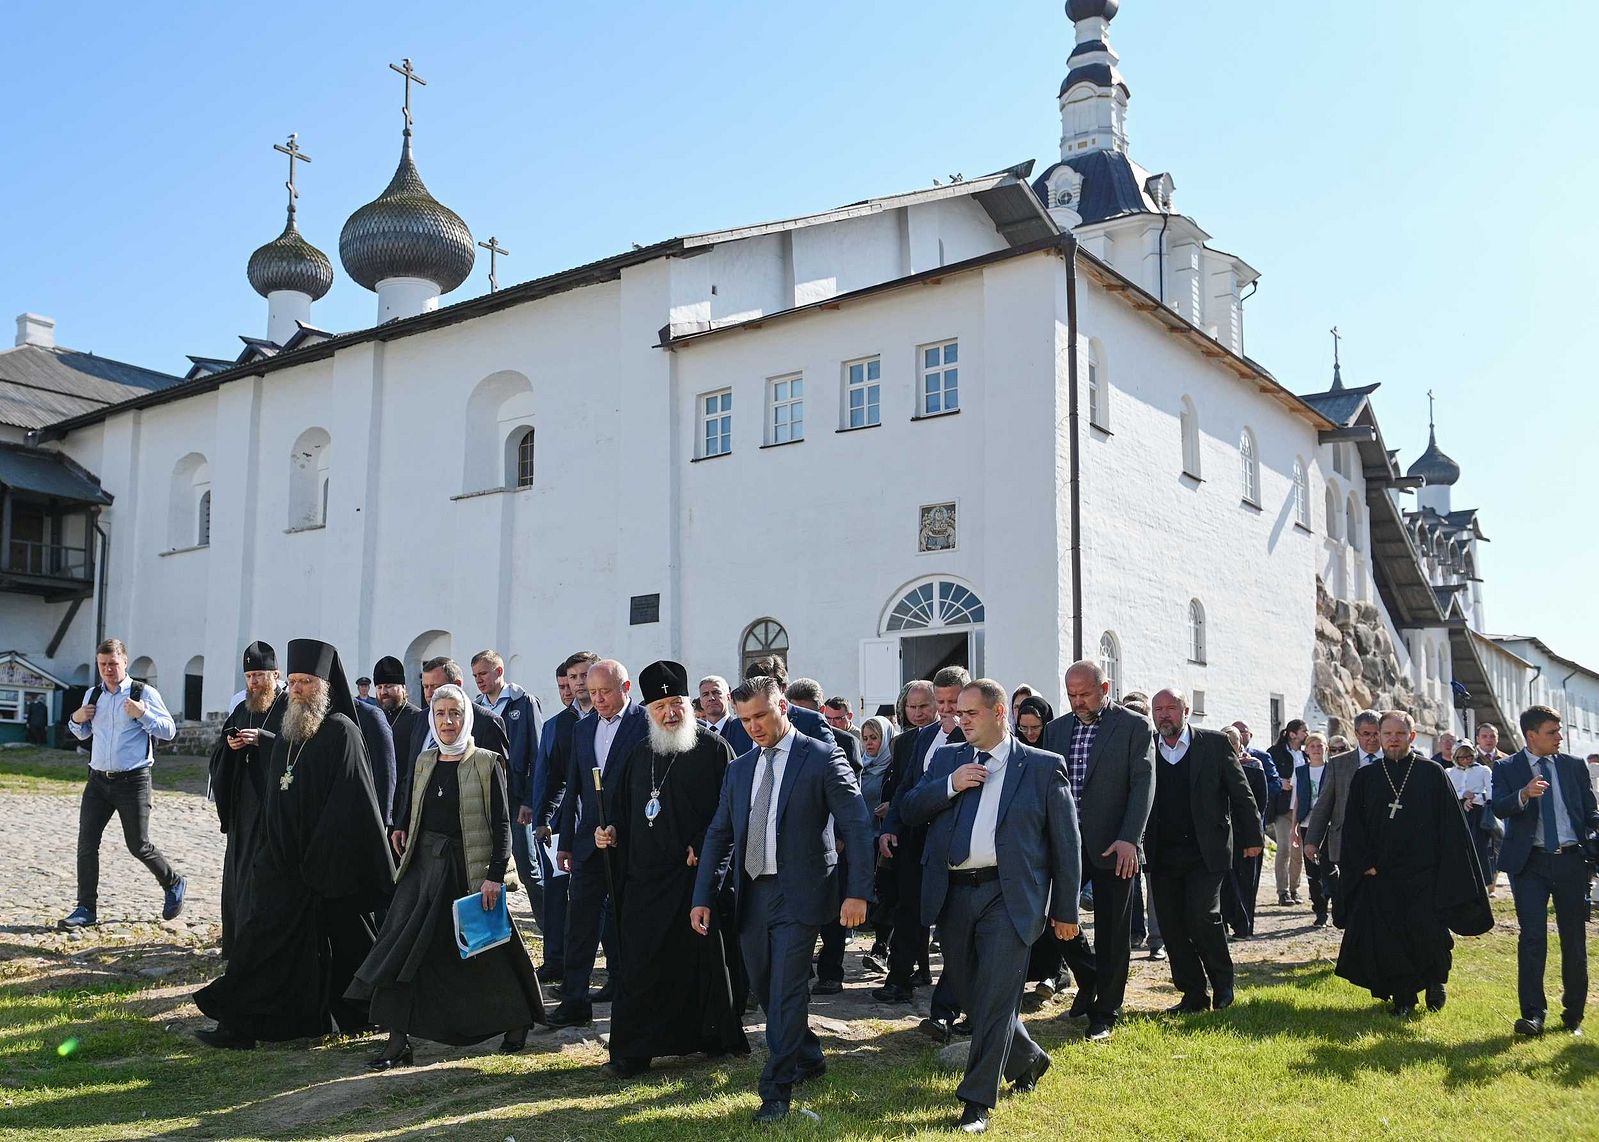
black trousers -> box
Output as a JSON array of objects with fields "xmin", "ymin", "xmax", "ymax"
[
  {"xmin": 871, "ymin": 858, "xmax": 899, "ymax": 951},
  {"xmin": 560, "ymin": 851, "xmax": 617, "ymax": 1008},
  {"xmin": 1149, "ymin": 862, "xmax": 1232, "ymax": 999},
  {"xmin": 1300, "ymin": 831, "xmax": 1333, "ymax": 921},
  {"xmin": 815, "ymin": 852, "xmax": 849, "ymax": 983},
  {"xmin": 1058, "ymin": 851, "xmax": 1137, "ymax": 1021},
  {"xmin": 1222, "ymin": 851, "xmax": 1264, "ymax": 935},
  {"xmin": 886, "ymin": 836, "xmax": 931, "ymax": 986},
  {"xmin": 1510, "ymin": 848, "xmax": 1591, "ymax": 1024},
  {"xmin": 76, "ymin": 768, "xmax": 179, "ymax": 909}
]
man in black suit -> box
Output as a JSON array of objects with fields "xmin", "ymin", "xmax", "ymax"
[
  {"xmin": 901, "ymin": 679, "xmax": 1080, "ymax": 1135},
  {"xmin": 690, "ymin": 676, "xmax": 873, "ymax": 1124},
  {"xmin": 1043, "ymin": 660, "xmax": 1155, "ymax": 1041},
  {"xmin": 1492, "ymin": 705, "xmax": 1599, "ymax": 1036},
  {"xmin": 875, "ymin": 666, "xmax": 970, "ymax": 1012},
  {"xmin": 786, "ymin": 677, "xmax": 859, "ymax": 994},
  {"xmin": 529, "ymin": 652, "xmax": 598, "ymax": 981},
  {"xmin": 866, "ymin": 680, "xmax": 936, "ymax": 978},
  {"xmin": 1146, "ymin": 689, "xmax": 1264, "ymax": 1013}
]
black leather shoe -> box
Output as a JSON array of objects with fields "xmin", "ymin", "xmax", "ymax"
[
  {"xmin": 1514, "ymin": 1015, "xmax": 1546, "ymax": 1036},
  {"xmin": 1033, "ymin": 975, "xmax": 1060, "ymax": 998},
  {"xmin": 958, "ymin": 1101, "xmax": 989, "ymax": 1133},
  {"xmin": 920, "ymin": 1015, "xmax": 955, "ymax": 1043},
  {"xmin": 601, "ymin": 1057, "xmax": 650, "ymax": 1078},
  {"xmin": 1212, "ymin": 989, "xmax": 1236, "ymax": 1011},
  {"xmin": 536, "ymin": 962, "xmax": 562, "ymax": 983},
  {"xmin": 812, "ymin": 978, "xmax": 843, "ymax": 995},
  {"xmin": 794, "ymin": 1058, "xmax": 827, "ymax": 1085},
  {"xmin": 591, "ymin": 981, "xmax": 616, "ymax": 1003},
  {"xmin": 1148, "ymin": 945, "xmax": 1167, "ymax": 961},
  {"xmin": 545, "ymin": 1004, "xmax": 593, "ymax": 1029},
  {"xmin": 1010, "ymin": 1052, "xmax": 1051, "ymax": 1093},
  {"xmin": 1167, "ymin": 994, "xmax": 1209, "ymax": 1014},
  {"xmin": 1085, "ymin": 1018, "xmax": 1114, "ymax": 1041},
  {"xmin": 366, "ymin": 1041, "xmax": 413, "ymax": 1071},
  {"xmin": 1390, "ymin": 996, "xmax": 1419, "ymax": 1018},
  {"xmin": 910, "ymin": 967, "xmax": 933, "ymax": 987},
  {"xmin": 952, "ymin": 1017, "xmax": 974, "ymax": 1035},
  {"xmin": 1425, "ymin": 984, "xmax": 1446, "ymax": 1012},
  {"xmin": 872, "ymin": 983, "xmax": 913, "ymax": 1004},
  {"xmin": 861, "ymin": 952, "xmax": 888, "ymax": 975},
  {"xmin": 193, "ymin": 1024, "xmax": 256, "ymax": 1051},
  {"xmin": 499, "ymin": 1028, "xmax": 529, "ymax": 1053},
  {"xmin": 1312, "ymin": 915, "xmax": 1328, "ymax": 928},
  {"xmin": 753, "ymin": 1099, "xmax": 789, "ymax": 1124},
  {"xmin": 1066, "ymin": 990, "xmax": 1092, "ymax": 1019}
]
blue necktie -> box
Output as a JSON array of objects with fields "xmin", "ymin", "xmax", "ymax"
[
  {"xmin": 1538, "ymin": 757, "xmax": 1560, "ymax": 851},
  {"xmin": 947, "ymin": 751, "xmax": 991, "ymax": 866}
]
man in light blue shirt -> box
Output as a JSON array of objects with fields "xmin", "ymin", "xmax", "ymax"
[{"xmin": 60, "ymin": 638, "xmax": 184, "ymax": 928}]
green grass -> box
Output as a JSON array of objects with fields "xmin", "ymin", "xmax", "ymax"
[
  {"xmin": 0, "ymin": 918, "xmax": 1593, "ymax": 1140},
  {"xmin": 0, "ymin": 748, "xmax": 209, "ymax": 795}
]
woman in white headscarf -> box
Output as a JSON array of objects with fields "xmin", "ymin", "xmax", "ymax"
[{"xmin": 347, "ymin": 684, "xmax": 544, "ymax": 1068}]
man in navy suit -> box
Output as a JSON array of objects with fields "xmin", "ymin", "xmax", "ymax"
[
  {"xmin": 901, "ymin": 679, "xmax": 1081, "ymax": 1135},
  {"xmin": 721, "ymin": 656, "xmax": 838, "ymax": 754},
  {"xmin": 1492, "ymin": 705, "xmax": 1599, "ymax": 1036},
  {"xmin": 548, "ymin": 659, "xmax": 648, "ymax": 1027},
  {"xmin": 691, "ymin": 676, "xmax": 873, "ymax": 1124},
  {"xmin": 529, "ymin": 652, "xmax": 599, "ymax": 981}
]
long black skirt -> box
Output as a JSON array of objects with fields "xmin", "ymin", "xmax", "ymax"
[{"xmin": 346, "ymin": 831, "xmax": 545, "ymax": 1045}]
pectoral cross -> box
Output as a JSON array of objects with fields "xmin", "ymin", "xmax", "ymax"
[
  {"xmin": 390, "ymin": 57, "xmax": 427, "ymax": 130},
  {"xmin": 478, "ymin": 236, "xmax": 510, "ymax": 291},
  {"xmin": 1387, "ymin": 798, "xmax": 1402, "ymax": 819}
]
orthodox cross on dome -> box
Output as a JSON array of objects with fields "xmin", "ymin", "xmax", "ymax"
[
  {"xmin": 272, "ymin": 133, "xmax": 312, "ymax": 218},
  {"xmin": 1329, "ymin": 325, "xmax": 1343, "ymax": 391},
  {"xmin": 1427, "ymin": 388, "xmax": 1436, "ymax": 432},
  {"xmin": 389, "ymin": 57, "xmax": 427, "ymax": 132},
  {"xmin": 478, "ymin": 236, "xmax": 510, "ymax": 292}
]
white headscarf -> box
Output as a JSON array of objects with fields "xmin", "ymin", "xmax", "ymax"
[{"xmin": 429, "ymin": 683, "xmax": 475, "ymax": 757}]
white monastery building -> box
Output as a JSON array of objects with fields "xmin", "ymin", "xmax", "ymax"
[{"xmin": 2, "ymin": 1, "xmax": 1583, "ymax": 748}]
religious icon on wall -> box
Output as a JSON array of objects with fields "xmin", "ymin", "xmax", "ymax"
[{"xmin": 919, "ymin": 502, "xmax": 957, "ymax": 553}]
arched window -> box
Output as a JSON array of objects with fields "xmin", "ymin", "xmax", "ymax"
[
  {"xmin": 168, "ymin": 452, "xmax": 209, "ymax": 549},
  {"xmin": 1291, "ymin": 459, "xmax": 1309, "ymax": 528},
  {"xmin": 464, "ymin": 370, "xmax": 535, "ymax": 493},
  {"xmin": 1188, "ymin": 599, "xmax": 1207, "ymax": 664},
  {"xmin": 128, "ymin": 656, "xmax": 157, "ymax": 688},
  {"xmin": 885, "ymin": 580, "xmax": 985, "ymax": 631},
  {"xmin": 505, "ymin": 425, "xmax": 535, "ymax": 488},
  {"xmin": 288, "ymin": 427, "xmax": 331, "ymax": 529},
  {"xmin": 1179, "ymin": 397, "xmax": 1200, "ymax": 478},
  {"xmin": 1346, "ymin": 494, "xmax": 1362, "ymax": 551},
  {"xmin": 1098, "ymin": 631, "xmax": 1121, "ymax": 700},
  {"xmin": 741, "ymin": 618, "xmax": 790, "ymax": 678},
  {"xmin": 1087, "ymin": 339, "xmax": 1109, "ymax": 430},
  {"xmin": 1324, "ymin": 484, "xmax": 1341, "ymax": 540},
  {"xmin": 1239, "ymin": 429, "xmax": 1260, "ymax": 505}
]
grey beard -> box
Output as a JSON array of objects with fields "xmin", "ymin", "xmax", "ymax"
[
  {"xmin": 648, "ymin": 718, "xmax": 699, "ymax": 756},
  {"xmin": 283, "ymin": 686, "xmax": 330, "ymax": 743}
]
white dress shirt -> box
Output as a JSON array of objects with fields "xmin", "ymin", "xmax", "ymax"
[
  {"xmin": 945, "ymin": 736, "xmax": 1012, "ymax": 870},
  {"xmin": 594, "ymin": 703, "xmax": 629, "ymax": 772},
  {"xmin": 747, "ymin": 728, "xmax": 797, "ymax": 877},
  {"xmin": 1445, "ymin": 763, "xmax": 1492, "ymax": 803},
  {"xmin": 1158, "ymin": 724, "xmax": 1193, "ymax": 765}
]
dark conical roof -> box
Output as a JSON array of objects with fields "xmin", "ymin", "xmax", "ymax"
[
  {"xmin": 247, "ymin": 214, "xmax": 334, "ymax": 300},
  {"xmin": 339, "ymin": 133, "xmax": 474, "ymax": 293},
  {"xmin": 1406, "ymin": 428, "xmax": 1461, "ymax": 487}
]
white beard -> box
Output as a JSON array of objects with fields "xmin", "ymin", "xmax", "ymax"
[
  {"xmin": 283, "ymin": 684, "xmax": 330, "ymax": 743},
  {"xmin": 648, "ymin": 717, "xmax": 698, "ymax": 756}
]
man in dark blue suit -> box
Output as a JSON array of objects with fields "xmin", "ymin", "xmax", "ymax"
[
  {"xmin": 691, "ymin": 676, "xmax": 873, "ymax": 1124},
  {"xmin": 548, "ymin": 659, "xmax": 648, "ymax": 1027},
  {"xmin": 529, "ymin": 652, "xmax": 599, "ymax": 981},
  {"xmin": 901, "ymin": 679, "xmax": 1081, "ymax": 1134},
  {"xmin": 1492, "ymin": 705, "xmax": 1599, "ymax": 1036}
]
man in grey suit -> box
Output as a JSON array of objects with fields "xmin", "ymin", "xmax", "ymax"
[
  {"xmin": 1043, "ymin": 660, "xmax": 1155, "ymax": 1041},
  {"xmin": 1303, "ymin": 709, "xmax": 1382, "ymax": 874},
  {"xmin": 902, "ymin": 678, "xmax": 1080, "ymax": 1135},
  {"xmin": 691, "ymin": 676, "xmax": 874, "ymax": 1125}
]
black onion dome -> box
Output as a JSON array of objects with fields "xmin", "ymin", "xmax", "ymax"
[
  {"xmin": 339, "ymin": 135, "xmax": 474, "ymax": 293},
  {"xmin": 1406, "ymin": 430, "xmax": 1462, "ymax": 487},
  {"xmin": 247, "ymin": 215, "xmax": 334, "ymax": 300},
  {"xmin": 1067, "ymin": 0, "xmax": 1119, "ymax": 21}
]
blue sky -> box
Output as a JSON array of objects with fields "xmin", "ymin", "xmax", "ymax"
[{"xmin": 5, "ymin": 1, "xmax": 1595, "ymax": 669}]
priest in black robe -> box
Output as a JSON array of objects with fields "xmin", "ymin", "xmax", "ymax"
[
  {"xmin": 594, "ymin": 660, "xmax": 749, "ymax": 1076},
  {"xmin": 208, "ymin": 640, "xmax": 287, "ymax": 958},
  {"xmin": 1334, "ymin": 710, "xmax": 1492, "ymax": 1016},
  {"xmin": 194, "ymin": 638, "xmax": 395, "ymax": 1049}
]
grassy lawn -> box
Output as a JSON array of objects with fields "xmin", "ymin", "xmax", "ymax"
[
  {"xmin": 0, "ymin": 748, "xmax": 210, "ymax": 795},
  {"xmin": 0, "ymin": 913, "xmax": 1593, "ymax": 1140}
]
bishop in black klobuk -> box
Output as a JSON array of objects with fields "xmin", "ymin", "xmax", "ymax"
[
  {"xmin": 596, "ymin": 660, "xmax": 748, "ymax": 1076},
  {"xmin": 194, "ymin": 638, "xmax": 395, "ymax": 1048}
]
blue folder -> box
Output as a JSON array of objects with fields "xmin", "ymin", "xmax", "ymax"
[{"xmin": 452, "ymin": 890, "xmax": 512, "ymax": 959}]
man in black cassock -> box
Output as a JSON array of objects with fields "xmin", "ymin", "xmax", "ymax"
[
  {"xmin": 372, "ymin": 654, "xmax": 423, "ymax": 759},
  {"xmin": 208, "ymin": 640, "xmax": 287, "ymax": 958},
  {"xmin": 593, "ymin": 660, "xmax": 749, "ymax": 1076},
  {"xmin": 194, "ymin": 638, "xmax": 395, "ymax": 1049},
  {"xmin": 1335, "ymin": 710, "xmax": 1492, "ymax": 1017}
]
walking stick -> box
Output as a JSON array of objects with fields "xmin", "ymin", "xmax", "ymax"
[{"xmin": 592, "ymin": 767, "xmax": 623, "ymax": 943}]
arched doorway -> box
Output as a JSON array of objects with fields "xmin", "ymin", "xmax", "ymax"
[
  {"xmin": 404, "ymin": 630, "xmax": 451, "ymax": 696},
  {"xmin": 860, "ymin": 578, "xmax": 985, "ymax": 711},
  {"xmin": 183, "ymin": 655, "xmax": 205, "ymax": 721}
]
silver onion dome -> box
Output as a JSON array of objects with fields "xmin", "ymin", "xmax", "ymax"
[
  {"xmin": 339, "ymin": 134, "xmax": 474, "ymax": 293},
  {"xmin": 1406, "ymin": 429, "xmax": 1461, "ymax": 487},
  {"xmin": 247, "ymin": 215, "xmax": 334, "ymax": 300}
]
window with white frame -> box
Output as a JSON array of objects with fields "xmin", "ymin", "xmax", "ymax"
[
  {"xmin": 1180, "ymin": 396, "xmax": 1201, "ymax": 478},
  {"xmin": 1292, "ymin": 459, "xmax": 1309, "ymax": 528},
  {"xmin": 700, "ymin": 389, "xmax": 732, "ymax": 457},
  {"xmin": 844, "ymin": 356, "xmax": 881, "ymax": 429},
  {"xmin": 1240, "ymin": 429, "xmax": 1260, "ymax": 505},
  {"xmin": 768, "ymin": 374, "xmax": 804, "ymax": 444},
  {"xmin": 1189, "ymin": 598, "xmax": 1207, "ymax": 664},
  {"xmin": 918, "ymin": 339, "xmax": 959, "ymax": 416},
  {"xmin": 1098, "ymin": 631, "xmax": 1121, "ymax": 700},
  {"xmin": 1088, "ymin": 339, "xmax": 1109, "ymax": 430}
]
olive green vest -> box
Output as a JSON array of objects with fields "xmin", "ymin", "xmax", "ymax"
[{"xmin": 398, "ymin": 745, "xmax": 515, "ymax": 889}]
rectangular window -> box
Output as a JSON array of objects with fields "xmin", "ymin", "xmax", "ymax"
[
  {"xmin": 1269, "ymin": 694, "xmax": 1284, "ymax": 743},
  {"xmin": 701, "ymin": 389, "xmax": 732, "ymax": 457},
  {"xmin": 1192, "ymin": 689, "xmax": 1207, "ymax": 717},
  {"xmin": 1088, "ymin": 361, "xmax": 1108, "ymax": 429},
  {"xmin": 769, "ymin": 374, "xmax": 804, "ymax": 444},
  {"xmin": 844, "ymin": 356, "xmax": 881, "ymax": 429},
  {"xmin": 0, "ymin": 689, "xmax": 18, "ymax": 722},
  {"xmin": 918, "ymin": 339, "xmax": 959, "ymax": 416}
]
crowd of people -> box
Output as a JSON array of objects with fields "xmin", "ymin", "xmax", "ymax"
[{"xmin": 54, "ymin": 636, "xmax": 1599, "ymax": 1133}]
